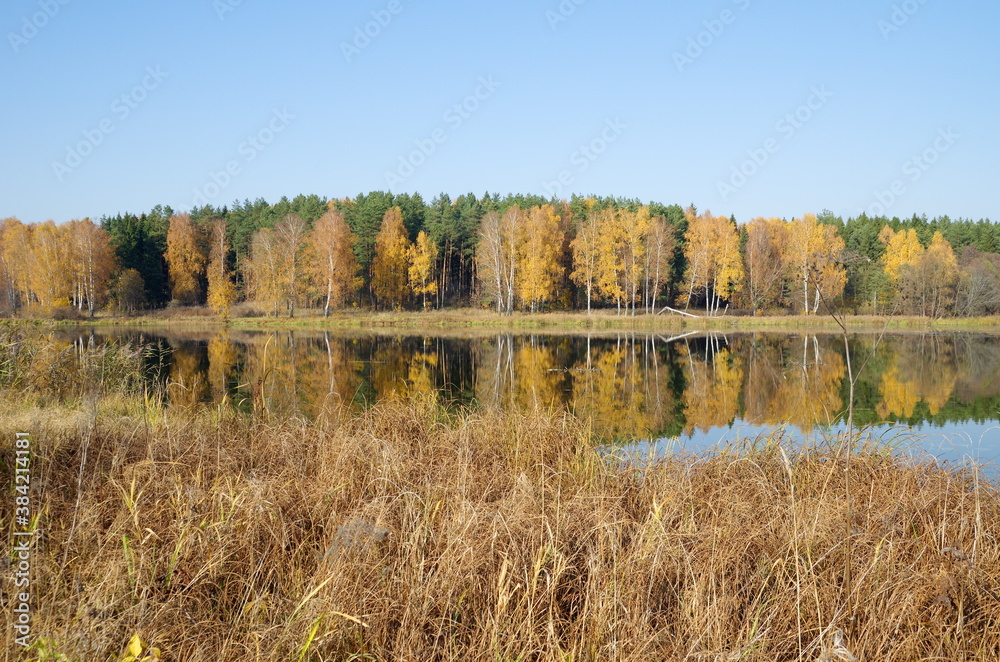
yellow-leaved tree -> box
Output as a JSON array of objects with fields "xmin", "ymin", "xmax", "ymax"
[
  {"xmin": 900, "ymin": 231, "xmax": 958, "ymax": 317},
  {"xmin": 67, "ymin": 218, "xmax": 115, "ymax": 317},
  {"xmin": 784, "ymin": 214, "xmax": 846, "ymax": 314},
  {"xmin": 206, "ymin": 218, "xmax": 236, "ymax": 319},
  {"xmin": 408, "ymin": 230, "xmax": 438, "ymax": 310},
  {"xmin": 678, "ymin": 210, "xmax": 742, "ymax": 315},
  {"xmin": 31, "ymin": 221, "xmax": 72, "ymax": 308},
  {"xmin": 595, "ymin": 207, "xmax": 626, "ymax": 311},
  {"xmin": 741, "ymin": 217, "xmax": 787, "ymax": 315},
  {"xmin": 593, "ymin": 205, "xmax": 654, "ymax": 315},
  {"xmin": 476, "ymin": 206, "xmax": 524, "ymax": 314},
  {"xmin": 619, "ymin": 206, "xmax": 652, "ymax": 315},
  {"xmin": 642, "ymin": 214, "xmax": 676, "ymax": 314},
  {"xmin": 372, "ymin": 207, "xmax": 411, "ymax": 309},
  {"xmin": 881, "ymin": 226, "xmax": 923, "ymax": 283},
  {"xmin": 0, "ymin": 218, "xmax": 34, "ymax": 310},
  {"xmin": 165, "ymin": 213, "xmax": 207, "ymax": 305},
  {"xmin": 0, "ymin": 218, "xmax": 24, "ymax": 311},
  {"xmin": 570, "ymin": 201, "xmax": 601, "ymax": 313},
  {"xmin": 308, "ymin": 209, "xmax": 360, "ymax": 316},
  {"xmin": 517, "ymin": 204, "xmax": 564, "ymax": 312},
  {"xmin": 274, "ymin": 213, "xmax": 309, "ymax": 317},
  {"xmin": 244, "ymin": 228, "xmax": 284, "ymax": 317},
  {"xmin": 677, "ymin": 207, "xmax": 709, "ymax": 311}
]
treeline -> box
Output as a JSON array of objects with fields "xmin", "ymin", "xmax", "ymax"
[{"xmin": 1, "ymin": 192, "xmax": 998, "ymax": 317}]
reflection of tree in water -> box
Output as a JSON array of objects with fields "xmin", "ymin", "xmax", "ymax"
[
  {"xmin": 166, "ymin": 341, "xmax": 209, "ymax": 408},
  {"xmin": 237, "ymin": 332, "xmax": 367, "ymax": 416},
  {"xmin": 877, "ymin": 334, "xmax": 958, "ymax": 420},
  {"xmin": 67, "ymin": 328, "xmax": 1000, "ymax": 436},
  {"xmin": 301, "ymin": 334, "xmax": 365, "ymax": 416},
  {"xmin": 474, "ymin": 334, "xmax": 566, "ymax": 410},
  {"xmin": 950, "ymin": 334, "xmax": 1000, "ymax": 407},
  {"xmin": 474, "ymin": 333, "xmax": 679, "ymax": 441},
  {"xmin": 186, "ymin": 332, "xmax": 478, "ymax": 416},
  {"xmin": 679, "ymin": 337, "xmax": 743, "ymax": 434},
  {"xmin": 208, "ymin": 332, "xmax": 237, "ymax": 401},
  {"xmin": 371, "ymin": 337, "xmax": 445, "ymax": 402},
  {"xmin": 572, "ymin": 334, "xmax": 678, "ymax": 440},
  {"xmin": 743, "ymin": 335, "xmax": 845, "ymax": 431}
]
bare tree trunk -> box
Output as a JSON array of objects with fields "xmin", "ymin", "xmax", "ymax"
[{"xmin": 324, "ymin": 276, "xmax": 332, "ymax": 318}]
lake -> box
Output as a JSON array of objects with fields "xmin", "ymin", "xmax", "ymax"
[{"xmin": 62, "ymin": 326, "xmax": 1000, "ymax": 467}]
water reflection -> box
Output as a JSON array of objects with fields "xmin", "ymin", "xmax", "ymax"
[{"xmin": 63, "ymin": 327, "xmax": 1000, "ymax": 455}]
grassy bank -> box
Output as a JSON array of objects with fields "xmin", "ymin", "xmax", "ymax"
[
  {"xmin": 21, "ymin": 306, "xmax": 1000, "ymax": 333},
  {"xmin": 2, "ymin": 334, "xmax": 1000, "ymax": 660}
]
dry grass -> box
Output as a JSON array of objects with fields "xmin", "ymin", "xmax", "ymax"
[{"xmin": 2, "ymin": 334, "xmax": 1000, "ymax": 661}]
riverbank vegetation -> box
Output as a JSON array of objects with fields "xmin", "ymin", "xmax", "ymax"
[
  {"xmin": 59, "ymin": 307, "xmax": 1000, "ymax": 332},
  {"xmin": 2, "ymin": 193, "xmax": 1000, "ymax": 322},
  {"xmin": 2, "ymin": 332, "xmax": 1000, "ymax": 660}
]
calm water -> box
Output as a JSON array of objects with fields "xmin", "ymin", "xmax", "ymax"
[{"xmin": 63, "ymin": 327, "xmax": 1000, "ymax": 467}]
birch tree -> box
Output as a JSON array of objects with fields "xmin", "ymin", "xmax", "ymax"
[
  {"xmin": 642, "ymin": 215, "xmax": 676, "ymax": 314},
  {"xmin": 274, "ymin": 213, "xmax": 308, "ymax": 317},
  {"xmin": 570, "ymin": 207, "xmax": 601, "ymax": 313},
  {"xmin": 475, "ymin": 206, "xmax": 523, "ymax": 315},
  {"xmin": 206, "ymin": 218, "xmax": 236, "ymax": 318},
  {"xmin": 408, "ymin": 230, "xmax": 438, "ymax": 310},
  {"xmin": 372, "ymin": 207, "xmax": 411, "ymax": 310},
  {"xmin": 518, "ymin": 204, "xmax": 563, "ymax": 312},
  {"xmin": 165, "ymin": 213, "xmax": 207, "ymax": 305},
  {"xmin": 308, "ymin": 209, "xmax": 360, "ymax": 316}
]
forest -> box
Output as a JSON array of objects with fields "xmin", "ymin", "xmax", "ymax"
[{"xmin": 2, "ymin": 192, "xmax": 999, "ymax": 318}]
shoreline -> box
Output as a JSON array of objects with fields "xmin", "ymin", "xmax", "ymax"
[{"xmin": 10, "ymin": 308, "xmax": 1000, "ymax": 333}]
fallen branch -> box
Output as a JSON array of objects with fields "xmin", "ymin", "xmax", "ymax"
[{"xmin": 657, "ymin": 306, "xmax": 701, "ymax": 318}]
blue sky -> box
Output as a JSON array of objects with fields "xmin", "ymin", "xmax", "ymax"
[{"xmin": 1, "ymin": 0, "xmax": 997, "ymax": 224}]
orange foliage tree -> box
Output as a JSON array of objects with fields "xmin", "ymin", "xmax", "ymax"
[
  {"xmin": 206, "ymin": 218, "xmax": 236, "ymax": 318},
  {"xmin": 165, "ymin": 213, "xmax": 207, "ymax": 305}
]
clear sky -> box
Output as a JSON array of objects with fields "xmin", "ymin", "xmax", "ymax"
[{"xmin": 1, "ymin": 0, "xmax": 997, "ymax": 224}]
